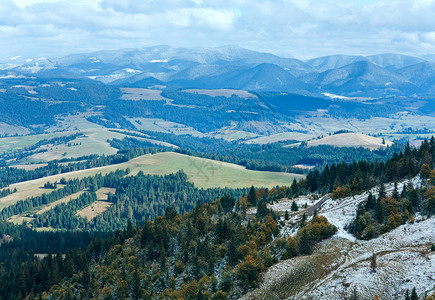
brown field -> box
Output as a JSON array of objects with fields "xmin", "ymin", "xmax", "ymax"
[
  {"xmin": 76, "ymin": 201, "xmax": 112, "ymax": 220},
  {"xmin": 96, "ymin": 187, "xmax": 116, "ymax": 200},
  {"xmin": 8, "ymin": 215, "xmax": 34, "ymax": 225},
  {"xmin": 10, "ymin": 163, "xmax": 48, "ymax": 170}
]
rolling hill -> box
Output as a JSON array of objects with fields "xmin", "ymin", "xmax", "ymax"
[{"xmin": 292, "ymin": 133, "xmax": 393, "ymax": 150}]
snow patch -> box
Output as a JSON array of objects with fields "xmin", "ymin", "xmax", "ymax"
[
  {"xmin": 322, "ymin": 92, "xmax": 352, "ymax": 100},
  {"xmin": 149, "ymin": 59, "xmax": 169, "ymax": 63}
]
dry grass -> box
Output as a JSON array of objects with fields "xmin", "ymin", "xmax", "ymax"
[
  {"xmin": 22, "ymin": 127, "xmax": 177, "ymax": 163},
  {"xmin": 245, "ymin": 132, "xmax": 314, "ymax": 144},
  {"xmin": 0, "ymin": 181, "xmax": 65, "ymax": 211},
  {"xmin": 242, "ymin": 252, "xmax": 342, "ymax": 300},
  {"xmin": 308, "ymin": 133, "xmax": 393, "ymax": 149},
  {"xmin": 10, "ymin": 163, "xmax": 48, "ymax": 171},
  {"xmin": 96, "ymin": 187, "xmax": 116, "ymax": 200},
  {"xmin": 76, "ymin": 201, "xmax": 112, "ymax": 220},
  {"xmin": 287, "ymin": 132, "xmax": 393, "ymax": 150},
  {"xmin": 8, "ymin": 215, "xmax": 34, "ymax": 225}
]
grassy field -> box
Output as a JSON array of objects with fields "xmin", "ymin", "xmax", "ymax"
[
  {"xmin": 120, "ymin": 88, "xmax": 172, "ymax": 101},
  {"xmin": 0, "ymin": 132, "xmax": 71, "ymax": 154},
  {"xmin": 1, "ymin": 127, "xmax": 177, "ymax": 164},
  {"xmin": 76, "ymin": 201, "xmax": 112, "ymax": 220},
  {"xmin": 182, "ymin": 88, "xmax": 257, "ymax": 99},
  {"xmin": 245, "ymin": 132, "xmax": 314, "ymax": 144},
  {"xmin": 127, "ymin": 117, "xmax": 205, "ymax": 137},
  {"xmin": 37, "ymin": 191, "xmax": 87, "ymax": 215},
  {"xmin": 206, "ymin": 129, "xmax": 260, "ymax": 141},
  {"xmin": 0, "ymin": 152, "xmax": 303, "ymax": 210},
  {"xmin": 286, "ymin": 133, "xmax": 393, "ymax": 150},
  {"xmin": 0, "ymin": 121, "xmax": 30, "ymax": 136}
]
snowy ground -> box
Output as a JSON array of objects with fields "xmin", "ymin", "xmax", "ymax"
[
  {"xmin": 246, "ymin": 195, "xmax": 317, "ymax": 216},
  {"xmin": 299, "ymin": 216, "xmax": 435, "ymax": 299},
  {"xmin": 244, "ymin": 176, "xmax": 433, "ymax": 300},
  {"xmin": 319, "ymin": 176, "xmax": 422, "ymax": 242}
]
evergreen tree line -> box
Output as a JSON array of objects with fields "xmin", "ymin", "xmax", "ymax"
[
  {"xmin": 303, "ymin": 138, "xmax": 435, "ymax": 196},
  {"xmin": 0, "ymin": 187, "xmax": 16, "ymax": 198},
  {"xmin": 0, "ymin": 220, "xmax": 109, "ymax": 274},
  {"xmin": 348, "ymin": 163, "xmax": 435, "ymax": 240},
  {"xmin": 0, "ymin": 223, "xmax": 135, "ymax": 300}
]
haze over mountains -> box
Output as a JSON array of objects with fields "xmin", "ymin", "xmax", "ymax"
[{"xmin": 2, "ymin": 45, "xmax": 435, "ymax": 98}]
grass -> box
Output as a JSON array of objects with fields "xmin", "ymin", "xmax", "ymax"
[
  {"xmin": 4, "ymin": 127, "xmax": 175, "ymax": 164},
  {"xmin": 301, "ymin": 132, "xmax": 393, "ymax": 150},
  {"xmin": 0, "ymin": 152, "xmax": 303, "ymax": 210},
  {"xmin": 120, "ymin": 88, "xmax": 171, "ymax": 101},
  {"xmin": 76, "ymin": 201, "xmax": 112, "ymax": 220},
  {"xmin": 0, "ymin": 132, "xmax": 71, "ymax": 154},
  {"xmin": 182, "ymin": 88, "xmax": 256, "ymax": 99},
  {"xmin": 242, "ymin": 252, "xmax": 342, "ymax": 300},
  {"xmin": 7, "ymin": 188, "xmax": 112, "ymax": 226},
  {"xmin": 245, "ymin": 132, "xmax": 314, "ymax": 144},
  {"xmin": 127, "ymin": 117, "xmax": 204, "ymax": 137}
]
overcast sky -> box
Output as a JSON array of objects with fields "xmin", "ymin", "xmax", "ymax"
[{"xmin": 1, "ymin": 0, "xmax": 435, "ymax": 61}]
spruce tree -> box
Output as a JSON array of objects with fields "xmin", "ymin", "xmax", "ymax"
[
  {"xmin": 365, "ymin": 192, "xmax": 375, "ymax": 210},
  {"xmin": 378, "ymin": 182, "xmax": 386, "ymax": 201},
  {"xmin": 411, "ymin": 287, "xmax": 418, "ymax": 300},
  {"xmin": 299, "ymin": 228, "xmax": 311, "ymax": 255},
  {"xmin": 300, "ymin": 213, "xmax": 307, "ymax": 227},
  {"xmin": 256, "ymin": 200, "xmax": 268, "ymax": 218},
  {"xmin": 247, "ymin": 186, "xmax": 257, "ymax": 206},
  {"xmin": 375, "ymin": 199, "xmax": 384, "ymax": 223},
  {"xmin": 291, "ymin": 201, "xmax": 298, "ymax": 211},
  {"xmin": 392, "ymin": 182, "xmax": 399, "ymax": 200},
  {"xmin": 349, "ymin": 288, "xmax": 359, "ymax": 300},
  {"xmin": 291, "ymin": 179, "xmax": 299, "ymax": 196}
]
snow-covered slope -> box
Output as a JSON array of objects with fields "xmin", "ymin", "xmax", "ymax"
[{"xmin": 243, "ymin": 177, "xmax": 432, "ymax": 300}]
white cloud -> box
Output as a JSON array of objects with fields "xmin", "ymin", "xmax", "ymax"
[{"xmin": 0, "ymin": 0, "xmax": 435, "ymax": 60}]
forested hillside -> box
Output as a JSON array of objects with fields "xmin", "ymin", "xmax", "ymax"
[{"xmin": 0, "ymin": 190, "xmax": 336, "ymax": 299}]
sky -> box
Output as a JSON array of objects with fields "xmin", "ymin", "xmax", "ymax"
[{"xmin": 1, "ymin": 0, "xmax": 435, "ymax": 60}]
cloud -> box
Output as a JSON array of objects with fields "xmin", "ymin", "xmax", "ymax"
[{"xmin": 0, "ymin": 0, "xmax": 435, "ymax": 60}]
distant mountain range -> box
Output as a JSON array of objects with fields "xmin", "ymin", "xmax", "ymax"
[{"xmin": 1, "ymin": 45, "xmax": 435, "ymax": 97}]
